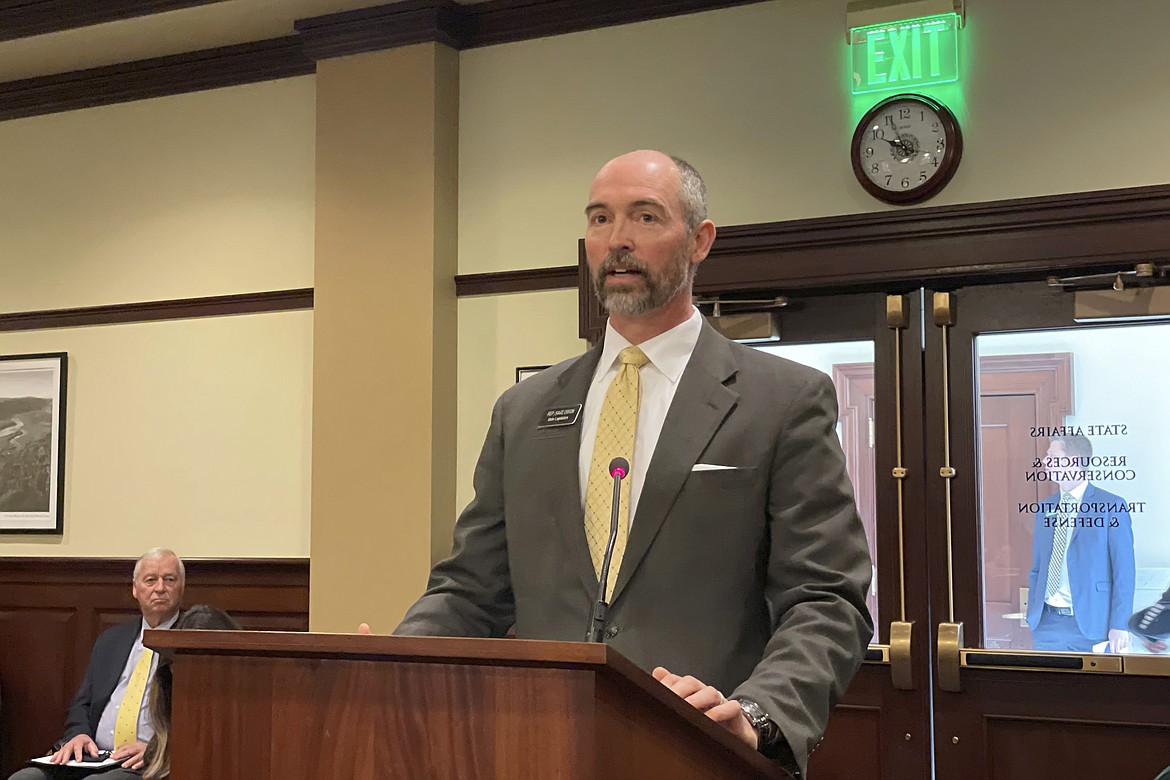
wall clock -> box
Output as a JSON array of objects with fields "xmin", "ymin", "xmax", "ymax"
[{"xmin": 851, "ymin": 93, "xmax": 962, "ymax": 205}]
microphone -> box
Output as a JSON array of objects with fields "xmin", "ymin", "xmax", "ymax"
[{"xmin": 585, "ymin": 456, "xmax": 629, "ymax": 643}]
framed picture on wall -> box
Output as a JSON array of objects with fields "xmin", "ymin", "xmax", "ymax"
[
  {"xmin": 515, "ymin": 365, "xmax": 550, "ymax": 383},
  {"xmin": 0, "ymin": 352, "xmax": 68, "ymax": 534}
]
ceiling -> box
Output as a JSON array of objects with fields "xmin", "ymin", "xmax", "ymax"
[{"xmin": 0, "ymin": 0, "xmax": 494, "ymax": 83}]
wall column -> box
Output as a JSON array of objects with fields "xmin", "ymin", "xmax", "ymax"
[{"xmin": 310, "ymin": 43, "xmax": 458, "ymax": 632}]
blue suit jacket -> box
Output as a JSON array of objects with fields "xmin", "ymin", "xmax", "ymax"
[
  {"xmin": 1026, "ymin": 484, "xmax": 1136, "ymax": 641},
  {"xmin": 61, "ymin": 618, "xmax": 140, "ymax": 744}
]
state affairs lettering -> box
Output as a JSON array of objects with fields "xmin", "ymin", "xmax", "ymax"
[{"xmin": 1029, "ymin": 424, "xmax": 1128, "ymax": 437}]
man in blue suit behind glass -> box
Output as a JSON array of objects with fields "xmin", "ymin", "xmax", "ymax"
[{"xmin": 1026, "ymin": 434, "xmax": 1135, "ymax": 653}]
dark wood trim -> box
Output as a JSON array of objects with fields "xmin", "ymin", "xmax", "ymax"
[
  {"xmin": 290, "ymin": 0, "xmax": 769, "ymax": 59},
  {"xmin": 693, "ymin": 183, "xmax": 1170, "ymax": 291},
  {"xmin": 0, "ymin": 0, "xmax": 228, "ymax": 44},
  {"xmin": 456, "ymin": 0, "xmax": 767, "ymax": 50},
  {"xmin": 294, "ymin": 0, "xmax": 466, "ymax": 60},
  {"xmin": 0, "ymin": 288, "xmax": 314, "ymax": 332},
  {"xmin": 578, "ymin": 183, "xmax": 1170, "ymax": 341},
  {"xmin": 0, "ymin": 36, "xmax": 314, "ymax": 122},
  {"xmin": 454, "ymin": 265, "xmax": 578, "ymax": 297}
]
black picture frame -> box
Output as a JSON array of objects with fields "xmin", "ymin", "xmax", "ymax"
[{"xmin": 0, "ymin": 352, "xmax": 68, "ymax": 534}]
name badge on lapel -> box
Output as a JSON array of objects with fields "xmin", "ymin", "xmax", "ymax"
[{"xmin": 538, "ymin": 405, "xmax": 583, "ymax": 429}]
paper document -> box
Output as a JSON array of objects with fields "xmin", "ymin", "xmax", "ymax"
[{"xmin": 30, "ymin": 755, "xmax": 120, "ymax": 769}]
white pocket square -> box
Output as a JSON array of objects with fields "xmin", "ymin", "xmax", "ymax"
[{"xmin": 692, "ymin": 463, "xmax": 738, "ymax": 471}]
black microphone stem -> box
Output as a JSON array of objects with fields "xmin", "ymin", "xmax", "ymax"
[{"xmin": 586, "ymin": 470, "xmax": 624, "ymax": 643}]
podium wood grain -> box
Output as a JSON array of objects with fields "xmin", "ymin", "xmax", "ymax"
[{"xmin": 148, "ymin": 631, "xmax": 790, "ymax": 780}]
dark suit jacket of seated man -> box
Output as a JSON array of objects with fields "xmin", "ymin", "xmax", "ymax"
[
  {"xmin": 8, "ymin": 549, "xmax": 185, "ymax": 780},
  {"xmin": 394, "ymin": 151, "xmax": 873, "ymax": 778}
]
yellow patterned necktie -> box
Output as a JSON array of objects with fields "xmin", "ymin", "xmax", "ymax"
[
  {"xmin": 113, "ymin": 647, "xmax": 154, "ymax": 748},
  {"xmin": 584, "ymin": 346, "xmax": 650, "ymax": 600}
]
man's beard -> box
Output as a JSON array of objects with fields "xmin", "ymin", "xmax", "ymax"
[{"xmin": 592, "ymin": 245, "xmax": 695, "ymax": 317}]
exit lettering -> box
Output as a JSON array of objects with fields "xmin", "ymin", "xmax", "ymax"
[{"xmin": 851, "ymin": 14, "xmax": 959, "ymax": 95}]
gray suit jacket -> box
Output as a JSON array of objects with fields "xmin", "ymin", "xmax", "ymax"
[{"xmin": 397, "ymin": 321, "xmax": 873, "ymax": 774}]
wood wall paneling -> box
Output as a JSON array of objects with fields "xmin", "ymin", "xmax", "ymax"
[
  {"xmin": 984, "ymin": 716, "xmax": 1170, "ymax": 779},
  {"xmin": 0, "ymin": 557, "xmax": 308, "ymax": 776},
  {"xmin": 808, "ymin": 704, "xmax": 882, "ymax": 780},
  {"xmin": 0, "ymin": 607, "xmax": 76, "ymax": 775}
]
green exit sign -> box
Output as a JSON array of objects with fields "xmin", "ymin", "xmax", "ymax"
[{"xmin": 850, "ymin": 13, "xmax": 959, "ymax": 95}]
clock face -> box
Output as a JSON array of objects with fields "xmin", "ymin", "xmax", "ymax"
[{"xmin": 851, "ymin": 94, "xmax": 962, "ymax": 205}]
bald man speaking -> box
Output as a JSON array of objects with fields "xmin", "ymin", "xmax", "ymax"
[{"xmin": 396, "ymin": 150, "xmax": 872, "ymax": 777}]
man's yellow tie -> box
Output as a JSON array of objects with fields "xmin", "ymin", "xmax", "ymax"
[
  {"xmin": 584, "ymin": 346, "xmax": 649, "ymax": 600},
  {"xmin": 113, "ymin": 648, "xmax": 153, "ymax": 748}
]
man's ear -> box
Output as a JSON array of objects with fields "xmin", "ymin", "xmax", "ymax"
[{"xmin": 691, "ymin": 219, "xmax": 717, "ymax": 264}]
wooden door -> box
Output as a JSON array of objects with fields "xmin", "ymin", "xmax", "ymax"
[
  {"xmin": 751, "ymin": 291, "xmax": 932, "ymax": 780},
  {"xmin": 834, "ymin": 362, "xmax": 878, "ymax": 635},
  {"xmin": 925, "ymin": 281, "xmax": 1170, "ymax": 780},
  {"xmin": 978, "ymin": 355, "xmax": 1073, "ymax": 650}
]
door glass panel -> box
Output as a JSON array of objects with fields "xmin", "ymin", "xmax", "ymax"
[
  {"xmin": 975, "ymin": 323, "xmax": 1169, "ymax": 654},
  {"xmin": 755, "ymin": 341, "xmax": 878, "ymax": 641}
]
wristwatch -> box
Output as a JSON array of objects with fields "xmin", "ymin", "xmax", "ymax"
[{"xmin": 735, "ymin": 697, "xmax": 781, "ymax": 749}]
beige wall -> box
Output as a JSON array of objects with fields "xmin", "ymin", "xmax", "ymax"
[
  {"xmin": 0, "ymin": 76, "xmax": 316, "ymax": 558},
  {"xmin": 454, "ymin": 289, "xmax": 580, "ymax": 515},
  {"xmin": 0, "ymin": 312, "xmax": 313, "ymax": 556},
  {"xmin": 309, "ymin": 44, "xmax": 459, "ymax": 632},
  {"xmin": 451, "ymin": 0, "xmax": 1170, "ymax": 544},
  {"xmin": 458, "ymin": 0, "xmax": 1170, "ymax": 278},
  {"xmin": 0, "ymin": 76, "xmax": 316, "ymax": 312}
]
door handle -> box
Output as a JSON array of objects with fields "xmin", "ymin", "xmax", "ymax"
[
  {"xmin": 937, "ymin": 621, "xmax": 964, "ymax": 692},
  {"xmin": 890, "ymin": 620, "xmax": 914, "ymax": 690}
]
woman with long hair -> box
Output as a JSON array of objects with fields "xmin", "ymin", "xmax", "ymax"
[{"xmin": 104, "ymin": 604, "xmax": 239, "ymax": 779}]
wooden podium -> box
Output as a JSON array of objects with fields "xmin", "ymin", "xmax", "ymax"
[{"xmin": 146, "ymin": 631, "xmax": 791, "ymax": 780}]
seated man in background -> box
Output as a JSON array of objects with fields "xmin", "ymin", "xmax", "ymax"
[
  {"xmin": 102, "ymin": 604, "xmax": 241, "ymax": 780},
  {"xmin": 7, "ymin": 548, "xmax": 185, "ymax": 779}
]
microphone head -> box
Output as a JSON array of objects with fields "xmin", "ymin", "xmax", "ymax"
[
  {"xmin": 1129, "ymin": 599, "xmax": 1170, "ymax": 641},
  {"xmin": 608, "ymin": 457, "xmax": 630, "ymax": 480}
]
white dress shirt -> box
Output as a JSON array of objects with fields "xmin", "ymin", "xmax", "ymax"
[{"xmin": 578, "ymin": 307, "xmax": 703, "ymax": 525}]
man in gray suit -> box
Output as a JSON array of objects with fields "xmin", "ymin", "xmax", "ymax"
[{"xmin": 395, "ymin": 150, "xmax": 872, "ymax": 776}]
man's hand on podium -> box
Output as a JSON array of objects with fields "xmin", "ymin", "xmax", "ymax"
[
  {"xmin": 652, "ymin": 667, "xmax": 758, "ymax": 750},
  {"xmin": 357, "ymin": 623, "xmax": 372, "ymax": 634}
]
